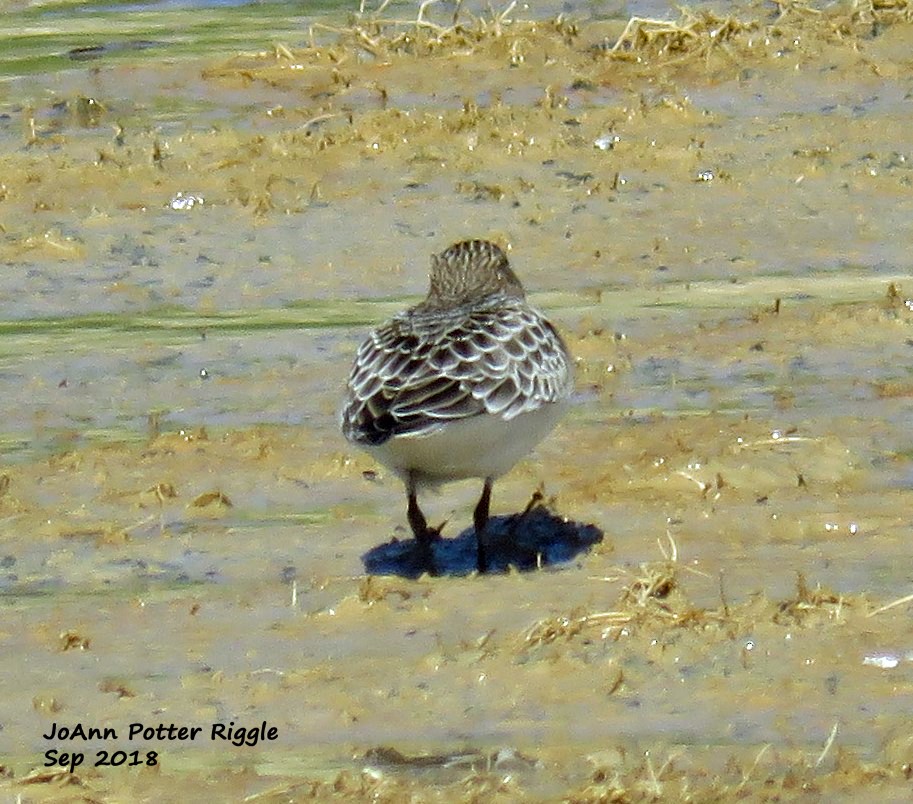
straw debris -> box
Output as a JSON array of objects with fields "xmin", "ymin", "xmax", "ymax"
[
  {"xmin": 773, "ymin": 572, "xmax": 847, "ymax": 626},
  {"xmin": 607, "ymin": 10, "xmax": 759, "ymax": 65},
  {"xmin": 307, "ymin": 0, "xmax": 562, "ymax": 60},
  {"xmin": 520, "ymin": 539, "xmax": 866, "ymax": 655},
  {"xmin": 520, "ymin": 535, "xmax": 721, "ymax": 650}
]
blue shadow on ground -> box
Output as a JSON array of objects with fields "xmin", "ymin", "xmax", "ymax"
[{"xmin": 362, "ymin": 503, "xmax": 603, "ymax": 579}]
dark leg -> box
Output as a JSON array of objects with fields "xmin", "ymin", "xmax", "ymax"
[
  {"xmin": 473, "ymin": 478, "xmax": 493, "ymax": 574},
  {"xmin": 406, "ymin": 474, "xmax": 438, "ymax": 575}
]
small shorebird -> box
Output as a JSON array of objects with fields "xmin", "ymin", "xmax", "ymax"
[{"xmin": 341, "ymin": 239, "xmax": 573, "ymax": 573}]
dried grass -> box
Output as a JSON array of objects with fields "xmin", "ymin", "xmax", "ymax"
[
  {"xmin": 851, "ymin": 0, "xmax": 913, "ymax": 23},
  {"xmin": 520, "ymin": 534, "xmax": 722, "ymax": 650},
  {"xmin": 201, "ymin": 0, "xmax": 913, "ymax": 93},
  {"xmin": 520, "ymin": 538, "xmax": 862, "ymax": 655},
  {"xmin": 866, "ymin": 590, "xmax": 913, "ymax": 617},
  {"xmin": 306, "ymin": 0, "xmax": 558, "ymax": 59},
  {"xmin": 607, "ymin": 10, "xmax": 758, "ymax": 66},
  {"xmin": 569, "ymin": 739, "xmax": 908, "ymax": 802},
  {"xmin": 603, "ymin": 0, "xmax": 913, "ymax": 68},
  {"xmin": 772, "ymin": 572, "xmax": 847, "ymax": 626}
]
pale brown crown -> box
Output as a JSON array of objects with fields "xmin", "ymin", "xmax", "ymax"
[{"xmin": 421, "ymin": 240, "xmax": 525, "ymax": 311}]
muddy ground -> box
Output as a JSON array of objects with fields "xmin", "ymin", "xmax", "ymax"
[{"xmin": 2, "ymin": 1, "xmax": 913, "ymax": 800}]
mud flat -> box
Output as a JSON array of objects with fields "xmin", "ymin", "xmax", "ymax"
[{"xmin": 2, "ymin": 0, "xmax": 913, "ymax": 799}]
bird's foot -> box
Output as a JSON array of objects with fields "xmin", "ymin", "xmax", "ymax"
[
  {"xmin": 476, "ymin": 539, "xmax": 489, "ymax": 574},
  {"xmin": 414, "ymin": 536, "xmax": 439, "ymax": 577}
]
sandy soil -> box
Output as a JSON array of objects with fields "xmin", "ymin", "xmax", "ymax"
[{"xmin": 2, "ymin": 1, "xmax": 913, "ymax": 800}]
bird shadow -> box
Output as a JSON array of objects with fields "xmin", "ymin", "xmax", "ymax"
[{"xmin": 361, "ymin": 502, "xmax": 603, "ymax": 579}]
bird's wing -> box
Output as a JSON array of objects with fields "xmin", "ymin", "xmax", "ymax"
[
  {"xmin": 341, "ymin": 304, "xmax": 571, "ymax": 446},
  {"xmin": 458, "ymin": 305, "xmax": 572, "ymax": 420}
]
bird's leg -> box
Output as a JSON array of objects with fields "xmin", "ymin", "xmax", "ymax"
[
  {"xmin": 406, "ymin": 488, "xmax": 432, "ymax": 543},
  {"xmin": 406, "ymin": 474, "xmax": 438, "ymax": 575},
  {"xmin": 473, "ymin": 478, "xmax": 493, "ymax": 574}
]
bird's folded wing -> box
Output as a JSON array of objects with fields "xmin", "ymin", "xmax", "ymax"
[{"xmin": 342, "ymin": 305, "xmax": 571, "ymax": 445}]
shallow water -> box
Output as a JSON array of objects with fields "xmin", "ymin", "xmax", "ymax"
[{"xmin": 2, "ymin": 0, "xmax": 913, "ymax": 800}]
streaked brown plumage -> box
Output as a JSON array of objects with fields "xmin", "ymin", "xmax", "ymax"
[{"xmin": 341, "ymin": 239, "xmax": 573, "ymax": 573}]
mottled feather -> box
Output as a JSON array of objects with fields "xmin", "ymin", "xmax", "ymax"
[{"xmin": 341, "ymin": 240, "xmax": 573, "ymax": 448}]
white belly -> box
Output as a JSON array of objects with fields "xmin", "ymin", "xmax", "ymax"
[{"xmin": 366, "ymin": 403, "xmax": 567, "ymax": 485}]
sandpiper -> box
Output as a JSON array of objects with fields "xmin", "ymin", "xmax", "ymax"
[{"xmin": 341, "ymin": 239, "xmax": 573, "ymax": 573}]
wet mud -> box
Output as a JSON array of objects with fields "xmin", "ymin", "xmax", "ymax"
[{"xmin": 2, "ymin": 0, "xmax": 913, "ymax": 800}]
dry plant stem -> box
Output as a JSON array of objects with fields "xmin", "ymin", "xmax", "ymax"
[
  {"xmin": 737, "ymin": 744, "xmax": 772, "ymax": 792},
  {"xmin": 736, "ymin": 435, "xmax": 817, "ymax": 449},
  {"xmin": 346, "ymin": 23, "xmax": 383, "ymax": 54},
  {"xmin": 301, "ymin": 113, "xmax": 338, "ymax": 131},
  {"xmin": 492, "ymin": 0, "xmax": 516, "ymax": 36},
  {"xmin": 866, "ymin": 591, "xmax": 913, "ymax": 616},
  {"xmin": 123, "ymin": 514, "xmax": 157, "ymax": 534},
  {"xmin": 451, "ymin": 0, "xmax": 464, "ymax": 26},
  {"xmin": 611, "ymin": 16, "xmax": 695, "ymax": 53},
  {"xmin": 273, "ymin": 42, "xmax": 295, "ymax": 60},
  {"xmin": 814, "ymin": 722, "xmax": 839, "ymax": 767},
  {"xmin": 416, "ymin": 0, "xmax": 440, "ymax": 29},
  {"xmin": 308, "ymin": 22, "xmax": 354, "ymax": 49},
  {"xmin": 352, "ymin": 0, "xmax": 518, "ymax": 51},
  {"xmin": 607, "ymin": 8, "xmax": 757, "ymax": 68},
  {"xmin": 657, "ymin": 530, "xmax": 677, "ymax": 562},
  {"xmin": 773, "ymin": 0, "xmax": 822, "ymax": 22}
]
